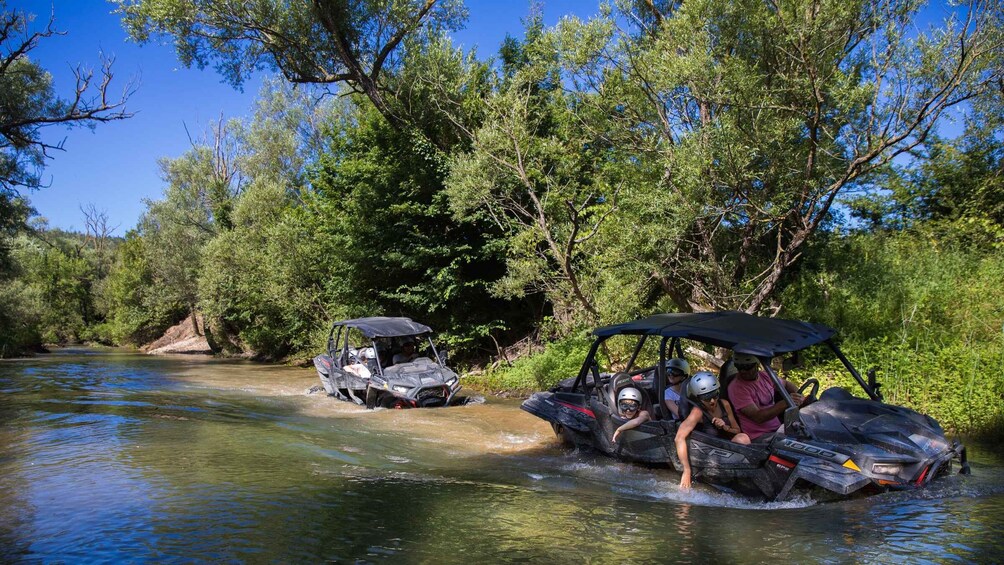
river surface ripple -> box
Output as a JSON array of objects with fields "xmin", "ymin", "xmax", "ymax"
[{"xmin": 1, "ymin": 348, "xmax": 1002, "ymax": 563}]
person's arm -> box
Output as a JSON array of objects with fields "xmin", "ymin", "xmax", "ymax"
[
  {"xmin": 674, "ymin": 408, "xmax": 703, "ymax": 489},
  {"xmin": 664, "ymin": 397, "xmax": 680, "ymax": 419},
  {"xmin": 737, "ymin": 399, "xmax": 787, "ymax": 423},
  {"xmin": 782, "ymin": 378, "xmax": 807, "ymax": 405},
  {"xmin": 733, "ymin": 379, "xmax": 790, "ymax": 423},
  {"xmin": 716, "ymin": 400, "xmax": 742, "ymax": 436},
  {"xmin": 612, "ymin": 410, "xmax": 651, "ymax": 442}
]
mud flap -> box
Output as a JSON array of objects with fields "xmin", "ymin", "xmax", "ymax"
[
  {"xmin": 314, "ymin": 355, "xmax": 337, "ymax": 395},
  {"xmin": 958, "ymin": 444, "xmax": 971, "ymax": 475},
  {"xmin": 755, "ymin": 455, "xmax": 796, "ymax": 500},
  {"xmin": 345, "ymin": 384, "xmax": 365, "ymax": 405}
]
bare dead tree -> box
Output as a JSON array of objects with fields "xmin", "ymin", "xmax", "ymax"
[
  {"xmin": 1, "ymin": 6, "xmax": 135, "ymax": 194},
  {"xmin": 80, "ymin": 203, "xmax": 119, "ymax": 253}
]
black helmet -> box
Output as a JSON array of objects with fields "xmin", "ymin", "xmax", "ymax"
[
  {"xmin": 665, "ymin": 358, "xmax": 690, "ymax": 378},
  {"xmin": 732, "ymin": 352, "xmax": 759, "ymax": 371}
]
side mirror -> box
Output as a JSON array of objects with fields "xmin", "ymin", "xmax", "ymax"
[
  {"xmin": 783, "ymin": 406, "xmax": 808, "ymax": 438},
  {"xmin": 436, "ymin": 344, "xmax": 449, "ymax": 364}
]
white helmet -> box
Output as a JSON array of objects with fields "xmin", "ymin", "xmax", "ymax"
[
  {"xmin": 687, "ymin": 371, "xmax": 720, "ymax": 400},
  {"xmin": 617, "ymin": 387, "xmax": 643, "ymax": 403},
  {"xmin": 359, "ymin": 347, "xmax": 375, "ymax": 360}
]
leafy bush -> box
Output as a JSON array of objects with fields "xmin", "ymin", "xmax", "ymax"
[
  {"xmin": 467, "ymin": 332, "xmax": 593, "ymax": 392},
  {"xmin": 198, "ymin": 181, "xmax": 328, "ymax": 360},
  {"xmin": 785, "ymin": 229, "xmax": 1004, "ymax": 437},
  {"xmin": 101, "ymin": 232, "xmax": 186, "ymax": 345},
  {"xmin": 0, "ymin": 278, "xmax": 43, "ymax": 356}
]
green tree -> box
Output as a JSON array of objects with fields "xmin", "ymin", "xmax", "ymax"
[
  {"xmin": 198, "ymin": 181, "xmax": 316, "ymax": 358},
  {"xmin": 534, "ymin": 0, "xmax": 1003, "ymax": 316},
  {"xmin": 310, "ymin": 100, "xmax": 517, "ymax": 355},
  {"xmin": 135, "ymin": 117, "xmax": 245, "ymax": 335},
  {"xmin": 444, "ymin": 16, "xmax": 643, "ymax": 331},
  {"xmin": 195, "ymin": 82, "xmax": 334, "ymax": 357},
  {"xmin": 12, "ymin": 228, "xmax": 102, "ymax": 343},
  {"xmin": 101, "ymin": 230, "xmax": 185, "ymax": 345},
  {"xmin": 850, "ymin": 88, "xmax": 1004, "ymax": 246},
  {"xmin": 0, "ymin": 2, "xmax": 132, "ymax": 274},
  {"xmin": 114, "ymin": 0, "xmax": 465, "ymax": 133}
]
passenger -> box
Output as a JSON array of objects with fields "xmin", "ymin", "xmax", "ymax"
[
  {"xmin": 675, "ymin": 371, "xmax": 751, "ymax": 489},
  {"xmin": 611, "ymin": 387, "xmax": 651, "ymax": 443},
  {"xmin": 726, "ymin": 352, "xmax": 806, "ymax": 441},
  {"xmin": 344, "ymin": 347, "xmax": 374, "ymax": 379},
  {"xmin": 392, "ymin": 340, "xmax": 420, "ymax": 365},
  {"xmin": 662, "ymin": 358, "xmax": 690, "ymax": 420}
]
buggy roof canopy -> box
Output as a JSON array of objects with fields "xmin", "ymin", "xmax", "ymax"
[
  {"xmin": 333, "ymin": 317, "xmax": 433, "ymax": 338},
  {"xmin": 593, "ymin": 311, "xmax": 836, "ymax": 357}
]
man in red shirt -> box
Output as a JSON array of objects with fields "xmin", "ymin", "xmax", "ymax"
[{"xmin": 726, "ymin": 352, "xmax": 805, "ymax": 441}]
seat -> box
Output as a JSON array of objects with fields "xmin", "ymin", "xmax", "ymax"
[
  {"xmin": 718, "ymin": 358, "xmax": 737, "ymax": 403},
  {"xmin": 603, "ymin": 372, "xmax": 632, "ymax": 410},
  {"xmin": 676, "ymin": 376, "xmax": 695, "ymax": 420},
  {"xmin": 604, "ymin": 372, "xmax": 651, "ymax": 418}
]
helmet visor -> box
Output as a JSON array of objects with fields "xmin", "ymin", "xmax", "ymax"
[
  {"xmin": 697, "ymin": 390, "xmax": 719, "ymax": 402},
  {"xmin": 618, "ymin": 400, "xmax": 640, "ymax": 413}
]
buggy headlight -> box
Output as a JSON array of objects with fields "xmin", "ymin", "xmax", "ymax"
[
  {"xmin": 392, "ymin": 386, "xmax": 410, "ymax": 394},
  {"xmin": 446, "ymin": 376, "xmax": 458, "ymax": 386},
  {"xmin": 872, "ymin": 463, "xmax": 903, "ymax": 475}
]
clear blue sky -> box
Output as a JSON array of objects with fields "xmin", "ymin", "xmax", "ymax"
[{"xmin": 18, "ymin": 0, "xmax": 599, "ymax": 234}]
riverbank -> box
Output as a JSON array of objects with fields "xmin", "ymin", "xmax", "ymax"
[{"xmin": 141, "ymin": 313, "xmax": 211, "ymax": 355}]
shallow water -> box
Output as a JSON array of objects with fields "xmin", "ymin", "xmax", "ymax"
[{"xmin": 1, "ymin": 348, "xmax": 1002, "ymax": 563}]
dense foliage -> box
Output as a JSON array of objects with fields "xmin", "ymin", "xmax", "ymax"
[
  {"xmin": 4, "ymin": 1, "xmax": 1002, "ymax": 437},
  {"xmin": 780, "ymin": 228, "xmax": 1004, "ymax": 437}
]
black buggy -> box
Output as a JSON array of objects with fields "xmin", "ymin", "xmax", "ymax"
[
  {"xmin": 521, "ymin": 311, "xmax": 970, "ymax": 501},
  {"xmin": 313, "ymin": 317, "xmax": 465, "ymax": 409}
]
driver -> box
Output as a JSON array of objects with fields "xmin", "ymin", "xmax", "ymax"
[
  {"xmin": 392, "ymin": 340, "xmax": 421, "ymax": 365},
  {"xmin": 726, "ymin": 352, "xmax": 806, "ymax": 441}
]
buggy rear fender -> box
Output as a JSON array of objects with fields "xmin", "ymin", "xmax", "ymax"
[{"xmin": 521, "ymin": 392, "xmax": 594, "ymax": 433}]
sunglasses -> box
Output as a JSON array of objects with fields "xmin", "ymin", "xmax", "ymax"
[
  {"xmin": 735, "ymin": 363, "xmax": 758, "ymax": 371},
  {"xmin": 697, "ymin": 391, "xmax": 719, "ymax": 402},
  {"xmin": 619, "ymin": 401, "xmax": 640, "ymax": 412},
  {"xmin": 669, "ymin": 368, "xmax": 685, "ymax": 376}
]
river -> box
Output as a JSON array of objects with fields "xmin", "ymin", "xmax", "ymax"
[{"xmin": 1, "ymin": 348, "xmax": 1001, "ymax": 563}]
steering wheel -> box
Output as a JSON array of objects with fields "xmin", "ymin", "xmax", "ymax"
[{"xmin": 797, "ymin": 378, "xmax": 820, "ymax": 405}]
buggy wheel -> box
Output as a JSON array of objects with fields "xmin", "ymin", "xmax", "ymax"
[
  {"xmin": 365, "ymin": 386, "xmax": 378, "ymax": 409},
  {"xmin": 381, "ymin": 395, "xmax": 412, "ymax": 409}
]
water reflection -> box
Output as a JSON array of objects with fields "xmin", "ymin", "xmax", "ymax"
[{"xmin": 0, "ymin": 348, "xmax": 1001, "ymax": 563}]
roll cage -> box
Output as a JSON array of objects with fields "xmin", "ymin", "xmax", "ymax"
[
  {"xmin": 567, "ymin": 311, "xmax": 883, "ymax": 435},
  {"xmin": 325, "ymin": 316, "xmax": 447, "ymax": 375}
]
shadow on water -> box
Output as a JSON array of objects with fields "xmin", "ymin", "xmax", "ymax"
[{"xmin": 1, "ymin": 347, "xmax": 1002, "ymax": 563}]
